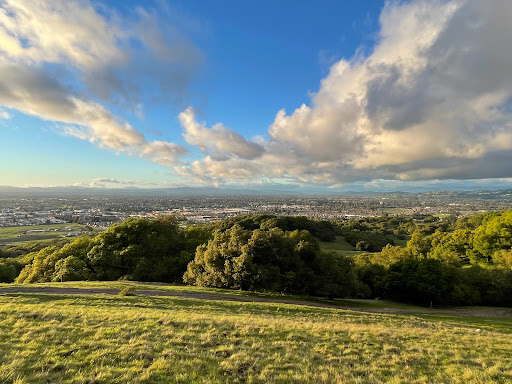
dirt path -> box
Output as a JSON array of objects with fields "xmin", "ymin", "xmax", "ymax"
[{"xmin": 1, "ymin": 286, "xmax": 511, "ymax": 318}]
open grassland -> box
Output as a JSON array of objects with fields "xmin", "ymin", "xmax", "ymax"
[
  {"xmin": 392, "ymin": 236, "xmax": 410, "ymax": 248},
  {"xmin": 318, "ymin": 236, "xmax": 365, "ymax": 256},
  {"xmin": 0, "ymin": 285, "xmax": 511, "ymax": 383},
  {"xmin": 379, "ymin": 208, "xmax": 412, "ymax": 215},
  {"xmin": 0, "ymin": 224, "xmax": 95, "ymax": 244},
  {"xmin": 319, "ymin": 235, "xmax": 410, "ymax": 257}
]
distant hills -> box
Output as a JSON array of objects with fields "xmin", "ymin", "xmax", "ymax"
[{"xmin": 1, "ymin": 185, "xmax": 512, "ymax": 199}]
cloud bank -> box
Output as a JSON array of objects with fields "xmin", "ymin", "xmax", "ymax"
[
  {"xmin": 1, "ymin": 0, "xmax": 512, "ymax": 187},
  {"xmin": 178, "ymin": 0, "xmax": 512, "ymax": 185},
  {"xmin": 0, "ymin": 0, "xmax": 199, "ymax": 165}
]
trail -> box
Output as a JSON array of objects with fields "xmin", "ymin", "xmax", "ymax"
[{"xmin": 1, "ymin": 286, "xmax": 511, "ymax": 318}]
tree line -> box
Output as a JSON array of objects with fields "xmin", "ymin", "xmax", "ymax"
[{"xmin": 1, "ymin": 212, "xmax": 512, "ymax": 306}]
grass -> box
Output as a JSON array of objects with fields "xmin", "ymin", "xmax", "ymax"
[
  {"xmin": 392, "ymin": 235, "xmax": 410, "ymax": 248},
  {"xmin": 0, "ymin": 281, "xmax": 428, "ymax": 310},
  {"xmin": 0, "ymin": 224, "xmax": 96, "ymax": 245},
  {"xmin": 319, "ymin": 236, "xmax": 368, "ymax": 256},
  {"xmin": 319, "ymin": 236, "xmax": 355, "ymax": 252},
  {"xmin": 380, "ymin": 208, "xmax": 412, "ymax": 214},
  {"xmin": 0, "ymin": 283, "xmax": 511, "ymax": 383},
  {"xmin": 319, "ymin": 235, "xmax": 410, "ymax": 257}
]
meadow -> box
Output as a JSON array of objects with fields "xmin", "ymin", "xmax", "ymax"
[
  {"xmin": 0, "ymin": 282, "xmax": 511, "ymax": 383},
  {"xmin": 0, "ymin": 224, "xmax": 94, "ymax": 245},
  {"xmin": 318, "ymin": 235, "xmax": 410, "ymax": 256},
  {"xmin": 318, "ymin": 236, "xmax": 364, "ymax": 256}
]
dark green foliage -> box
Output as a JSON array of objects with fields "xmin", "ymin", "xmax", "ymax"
[
  {"xmin": 8, "ymin": 210, "xmax": 512, "ymax": 307},
  {"xmin": 340, "ymin": 228, "xmax": 394, "ymax": 252},
  {"xmin": 16, "ymin": 216, "xmax": 189, "ymax": 283},
  {"xmin": 354, "ymin": 248, "xmax": 512, "ymax": 307},
  {"xmin": 86, "ymin": 216, "xmax": 186, "ymax": 282},
  {"xmin": 184, "ymin": 224, "xmax": 358, "ymax": 298},
  {"xmin": 0, "ymin": 258, "xmax": 23, "ymax": 283},
  {"xmin": 208, "ymin": 215, "xmax": 337, "ymax": 242},
  {"xmin": 15, "ymin": 239, "xmax": 94, "ymax": 283},
  {"xmin": 183, "ymin": 224, "xmax": 251, "ymax": 289},
  {"xmin": 377, "ymin": 259, "xmax": 457, "ymax": 306},
  {"xmin": 311, "ymin": 252, "xmax": 363, "ymax": 299},
  {"xmin": 335, "ymin": 216, "xmax": 405, "ymax": 252}
]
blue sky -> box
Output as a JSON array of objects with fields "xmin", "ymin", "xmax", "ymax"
[{"xmin": 1, "ymin": 0, "xmax": 512, "ymax": 191}]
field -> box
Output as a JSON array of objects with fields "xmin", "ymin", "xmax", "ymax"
[
  {"xmin": 319, "ymin": 235, "xmax": 410, "ymax": 256},
  {"xmin": 318, "ymin": 236, "xmax": 364, "ymax": 256},
  {"xmin": 379, "ymin": 208, "xmax": 412, "ymax": 215},
  {"xmin": 0, "ymin": 224, "xmax": 95, "ymax": 245},
  {"xmin": 0, "ymin": 282, "xmax": 511, "ymax": 383}
]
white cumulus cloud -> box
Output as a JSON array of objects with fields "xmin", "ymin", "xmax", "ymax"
[
  {"xmin": 180, "ymin": 108, "xmax": 265, "ymax": 160},
  {"xmin": 179, "ymin": 0, "xmax": 512, "ymax": 185},
  {"xmin": 0, "ymin": 0, "xmax": 201, "ymax": 166}
]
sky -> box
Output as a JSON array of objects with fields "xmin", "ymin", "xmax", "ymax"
[{"xmin": 1, "ymin": 0, "xmax": 512, "ymax": 192}]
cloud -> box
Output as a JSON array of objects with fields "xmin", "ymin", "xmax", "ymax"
[
  {"xmin": 179, "ymin": 0, "xmax": 512, "ymax": 185},
  {"xmin": 3, "ymin": 0, "xmax": 511, "ymax": 187},
  {"xmin": 0, "ymin": 63, "xmax": 186, "ymax": 164},
  {"xmin": 93, "ymin": 178, "xmax": 123, "ymax": 184},
  {"xmin": 89, "ymin": 178, "xmax": 159, "ymax": 187},
  {"xmin": 180, "ymin": 108, "xmax": 265, "ymax": 160},
  {"xmin": 0, "ymin": 0, "xmax": 199, "ymax": 165},
  {"xmin": 0, "ymin": 108, "xmax": 10, "ymax": 119}
]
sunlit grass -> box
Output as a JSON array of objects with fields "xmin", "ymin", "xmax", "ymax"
[
  {"xmin": 0, "ymin": 223, "xmax": 96, "ymax": 244},
  {"xmin": 0, "ymin": 285, "xmax": 511, "ymax": 383},
  {"xmin": 0, "ymin": 281, "xmax": 426, "ymax": 309},
  {"xmin": 319, "ymin": 236, "xmax": 371, "ymax": 256}
]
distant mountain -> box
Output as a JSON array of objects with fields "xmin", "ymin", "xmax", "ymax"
[
  {"xmin": 1, "ymin": 185, "xmax": 512, "ymax": 199},
  {"xmin": 0, "ymin": 185, "xmax": 298, "ymax": 197}
]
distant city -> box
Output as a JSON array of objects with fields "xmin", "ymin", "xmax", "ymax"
[{"xmin": 2, "ymin": 187, "xmax": 512, "ymax": 229}]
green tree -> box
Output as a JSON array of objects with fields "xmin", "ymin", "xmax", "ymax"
[
  {"xmin": 472, "ymin": 211, "xmax": 512, "ymax": 264},
  {"xmin": 406, "ymin": 230, "xmax": 431, "ymax": 259},
  {"xmin": 184, "ymin": 224, "xmax": 250, "ymax": 288}
]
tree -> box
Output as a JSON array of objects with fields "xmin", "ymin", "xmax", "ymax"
[
  {"xmin": 428, "ymin": 229, "xmax": 473, "ymax": 265},
  {"xmin": 16, "ymin": 216, "xmax": 189, "ymax": 283},
  {"xmin": 183, "ymin": 224, "xmax": 250, "ymax": 288},
  {"xmin": 472, "ymin": 211, "xmax": 512, "ymax": 264},
  {"xmin": 406, "ymin": 230, "xmax": 431, "ymax": 259},
  {"xmin": 371, "ymin": 244, "xmax": 413, "ymax": 268},
  {"xmin": 378, "ymin": 259, "xmax": 456, "ymax": 306},
  {"xmin": 491, "ymin": 249, "xmax": 512, "ymax": 270},
  {"xmin": 0, "ymin": 260, "xmax": 18, "ymax": 283}
]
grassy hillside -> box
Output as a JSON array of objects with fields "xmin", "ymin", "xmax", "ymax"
[
  {"xmin": 319, "ymin": 235, "xmax": 411, "ymax": 256},
  {"xmin": 0, "ymin": 283, "xmax": 510, "ymax": 383},
  {"xmin": 318, "ymin": 236, "xmax": 365, "ymax": 256}
]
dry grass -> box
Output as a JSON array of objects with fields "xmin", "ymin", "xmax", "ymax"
[{"xmin": 0, "ymin": 286, "xmax": 510, "ymax": 383}]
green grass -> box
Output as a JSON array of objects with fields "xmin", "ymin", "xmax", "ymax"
[
  {"xmin": 380, "ymin": 208, "xmax": 412, "ymax": 214},
  {"xmin": 392, "ymin": 235, "xmax": 411, "ymax": 248},
  {"xmin": 319, "ymin": 236, "xmax": 368, "ymax": 256},
  {"xmin": 0, "ymin": 281, "xmax": 403, "ymax": 308},
  {"xmin": 0, "ymin": 224, "xmax": 96, "ymax": 244},
  {"xmin": 319, "ymin": 236, "xmax": 355, "ymax": 252},
  {"xmin": 0, "ymin": 284, "xmax": 511, "ymax": 383},
  {"xmin": 320, "ymin": 235, "xmax": 410, "ymax": 256}
]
